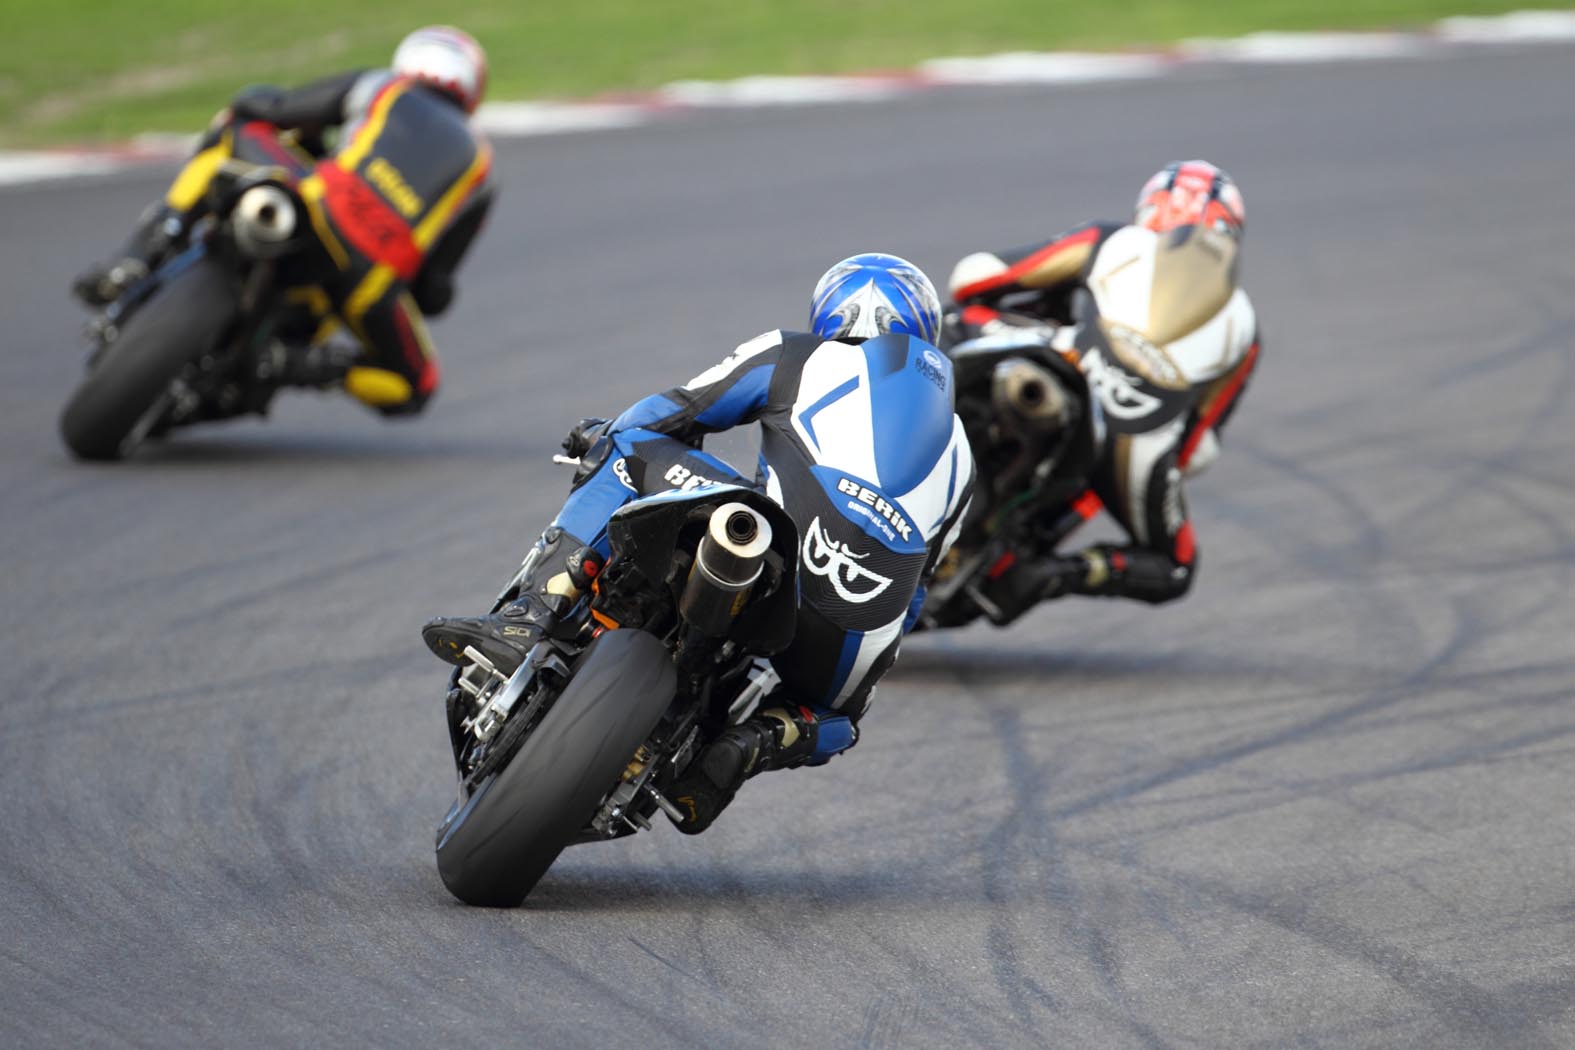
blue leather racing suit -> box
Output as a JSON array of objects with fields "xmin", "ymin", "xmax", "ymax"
[{"xmin": 550, "ymin": 328, "xmax": 974, "ymax": 726}]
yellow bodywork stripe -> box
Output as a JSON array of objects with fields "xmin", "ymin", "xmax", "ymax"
[
  {"xmin": 344, "ymin": 366, "xmax": 413, "ymax": 408},
  {"xmin": 284, "ymin": 285, "xmax": 341, "ymax": 343},
  {"xmin": 394, "ymin": 290, "xmax": 436, "ymax": 359},
  {"xmin": 342, "ymin": 263, "xmax": 397, "ymax": 340},
  {"xmin": 312, "ymin": 316, "xmax": 343, "ymax": 344},
  {"xmin": 284, "ymin": 285, "xmax": 332, "ymax": 315},
  {"xmin": 413, "ymin": 141, "xmax": 492, "ymax": 250},
  {"xmin": 297, "ymin": 174, "xmax": 350, "ymax": 271},
  {"xmin": 164, "ymin": 130, "xmax": 233, "ymax": 211},
  {"xmin": 336, "ymin": 82, "xmax": 405, "ymax": 174}
]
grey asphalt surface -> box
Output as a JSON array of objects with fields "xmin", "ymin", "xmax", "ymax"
[{"xmin": 3, "ymin": 45, "xmax": 1574, "ymax": 1049}]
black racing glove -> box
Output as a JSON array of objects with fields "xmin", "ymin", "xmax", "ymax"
[
  {"xmin": 229, "ymin": 85, "xmax": 286, "ymax": 123},
  {"xmin": 561, "ymin": 416, "xmax": 610, "ymax": 458}
]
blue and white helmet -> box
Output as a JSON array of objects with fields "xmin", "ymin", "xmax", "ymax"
[{"xmin": 810, "ymin": 253, "xmax": 942, "ymax": 344}]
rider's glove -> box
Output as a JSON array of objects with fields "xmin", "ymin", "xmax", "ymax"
[
  {"xmin": 230, "ymin": 85, "xmax": 286, "ymax": 123},
  {"xmin": 561, "ymin": 416, "xmax": 610, "ymax": 459}
]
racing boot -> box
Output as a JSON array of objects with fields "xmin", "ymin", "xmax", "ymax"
[
  {"xmin": 271, "ymin": 342, "xmax": 356, "ymax": 391},
  {"xmin": 667, "ymin": 705, "xmax": 856, "ymax": 835},
  {"xmin": 421, "ymin": 590, "xmax": 567, "ymax": 677},
  {"xmin": 975, "ymin": 551, "xmax": 1088, "ymax": 626},
  {"xmin": 420, "ymin": 530, "xmax": 600, "ymax": 676},
  {"xmin": 72, "ymin": 203, "xmax": 185, "ymax": 307}
]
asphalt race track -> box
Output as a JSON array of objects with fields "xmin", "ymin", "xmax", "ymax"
[{"xmin": 3, "ymin": 46, "xmax": 1574, "ymax": 1049}]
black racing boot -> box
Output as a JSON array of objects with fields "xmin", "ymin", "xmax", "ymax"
[
  {"xmin": 271, "ymin": 342, "xmax": 356, "ymax": 391},
  {"xmin": 72, "ymin": 258, "xmax": 150, "ymax": 308},
  {"xmin": 420, "ymin": 591, "xmax": 566, "ymax": 677},
  {"xmin": 976, "ymin": 553, "xmax": 1087, "ymax": 626},
  {"xmin": 667, "ymin": 707, "xmax": 823, "ymax": 835},
  {"xmin": 420, "ymin": 530, "xmax": 600, "ymax": 677},
  {"xmin": 72, "ymin": 203, "xmax": 184, "ymax": 307}
]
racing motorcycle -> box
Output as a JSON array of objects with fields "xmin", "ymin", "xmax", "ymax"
[
  {"xmin": 922, "ymin": 223, "xmax": 1231, "ymax": 628},
  {"xmin": 917, "ymin": 307, "xmax": 1105, "ymax": 629},
  {"xmin": 59, "ymin": 161, "xmax": 341, "ymax": 460},
  {"xmin": 433, "ymin": 478, "xmax": 800, "ymax": 907}
]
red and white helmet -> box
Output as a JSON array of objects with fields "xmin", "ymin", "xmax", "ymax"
[
  {"xmin": 1134, "ymin": 160, "xmax": 1245, "ymax": 239},
  {"xmin": 393, "ymin": 26, "xmax": 488, "ymax": 114}
]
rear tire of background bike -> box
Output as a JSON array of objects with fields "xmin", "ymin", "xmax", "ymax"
[
  {"xmin": 435, "ymin": 629, "xmax": 677, "ymax": 908},
  {"xmin": 59, "ymin": 256, "xmax": 237, "ymax": 461}
]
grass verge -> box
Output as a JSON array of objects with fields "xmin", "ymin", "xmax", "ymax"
[{"xmin": 0, "ymin": 1, "xmax": 1550, "ymax": 145}]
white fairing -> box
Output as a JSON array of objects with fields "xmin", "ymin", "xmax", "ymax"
[
  {"xmin": 1163, "ymin": 288, "xmax": 1257, "ymax": 384},
  {"xmin": 1085, "ymin": 226, "xmax": 1161, "ymax": 335},
  {"xmin": 1084, "ymin": 225, "xmax": 1256, "ymax": 384},
  {"xmin": 947, "ymin": 251, "xmax": 1009, "ymax": 298}
]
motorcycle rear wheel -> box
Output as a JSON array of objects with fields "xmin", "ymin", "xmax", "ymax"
[
  {"xmin": 435, "ymin": 629, "xmax": 677, "ymax": 907},
  {"xmin": 59, "ymin": 255, "xmax": 237, "ymax": 461}
]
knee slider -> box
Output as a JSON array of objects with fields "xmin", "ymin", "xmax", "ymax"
[{"xmin": 805, "ymin": 712, "xmax": 856, "ymax": 766}]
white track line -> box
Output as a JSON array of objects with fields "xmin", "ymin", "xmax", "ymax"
[
  {"xmin": 920, "ymin": 51, "xmax": 1171, "ymax": 85},
  {"xmin": 1179, "ymin": 31, "xmax": 1428, "ymax": 63},
  {"xmin": 1435, "ymin": 10, "xmax": 1575, "ymax": 41},
  {"xmin": 659, "ymin": 75, "xmax": 913, "ymax": 107},
  {"xmin": 0, "ymin": 152, "xmax": 123, "ymax": 187},
  {"xmin": 472, "ymin": 101, "xmax": 650, "ymax": 134}
]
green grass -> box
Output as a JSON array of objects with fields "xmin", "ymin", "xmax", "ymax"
[{"xmin": 0, "ymin": 1, "xmax": 1548, "ymax": 145}]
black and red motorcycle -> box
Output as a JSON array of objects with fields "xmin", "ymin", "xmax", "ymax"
[{"xmin": 917, "ymin": 309, "xmax": 1106, "ymax": 629}]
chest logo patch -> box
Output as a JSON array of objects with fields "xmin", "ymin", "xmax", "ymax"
[
  {"xmin": 801, "ymin": 517, "xmax": 893, "ymax": 604},
  {"xmin": 1081, "ymin": 348, "xmax": 1162, "ymax": 421}
]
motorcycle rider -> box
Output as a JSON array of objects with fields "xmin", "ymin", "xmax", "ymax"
[
  {"xmin": 944, "ymin": 160, "xmax": 1261, "ymax": 620},
  {"xmin": 422, "ymin": 253, "xmax": 974, "ymax": 833},
  {"xmin": 71, "ymin": 26, "xmax": 494, "ymax": 417}
]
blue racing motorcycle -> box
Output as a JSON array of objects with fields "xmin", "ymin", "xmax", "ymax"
[{"xmin": 432, "ymin": 480, "xmax": 800, "ymax": 907}]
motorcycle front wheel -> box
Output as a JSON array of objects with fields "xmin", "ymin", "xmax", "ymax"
[
  {"xmin": 435, "ymin": 629, "xmax": 677, "ymax": 907},
  {"xmin": 59, "ymin": 253, "xmax": 237, "ymax": 461}
]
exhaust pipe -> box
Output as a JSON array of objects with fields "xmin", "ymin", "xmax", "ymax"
[
  {"xmin": 992, "ymin": 357, "xmax": 1071, "ymax": 432},
  {"xmin": 680, "ymin": 502, "xmax": 772, "ymax": 635},
  {"xmin": 232, "ymin": 184, "xmax": 298, "ymax": 258}
]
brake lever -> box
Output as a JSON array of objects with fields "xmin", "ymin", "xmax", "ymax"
[{"xmin": 552, "ymin": 454, "xmax": 581, "ymax": 467}]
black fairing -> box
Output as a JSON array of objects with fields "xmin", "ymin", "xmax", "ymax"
[
  {"xmin": 603, "ymin": 485, "xmax": 800, "ymax": 654},
  {"xmin": 949, "ymin": 335, "xmax": 1101, "ymax": 516}
]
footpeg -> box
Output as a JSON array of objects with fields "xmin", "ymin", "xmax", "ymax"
[
  {"xmin": 642, "ymin": 784, "xmax": 686, "ymax": 824},
  {"xmin": 457, "ymin": 646, "xmax": 518, "ymax": 744}
]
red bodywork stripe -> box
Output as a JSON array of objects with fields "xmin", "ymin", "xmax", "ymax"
[
  {"xmin": 986, "ymin": 551, "xmax": 1017, "ymax": 580},
  {"xmin": 1179, "ymin": 341, "xmax": 1259, "ymax": 469},
  {"xmin": 392, "ymin": 301, "xmax": 439, "ymax": 394},
  {"xmin": 1071, "ymin": 489, "xmax": 1103, "ymax": 520},
  {"xmin": 316, "ymin": 162, "xmax": 424, "ymax": 281},
  {"xmin": 1173, "ymin": 522, "xmax": 1196, "ymax": 566},
  {"xmin": 960, "ymin": 304, "xmax": 1001, "ymax": 328},
  {"xmin": 239, "ymin": 121, "xmax": 306, "ymax": 172},
  {"xmin": 953, "ymin": 226, "xmax": 1101, "ymax": 302}
]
